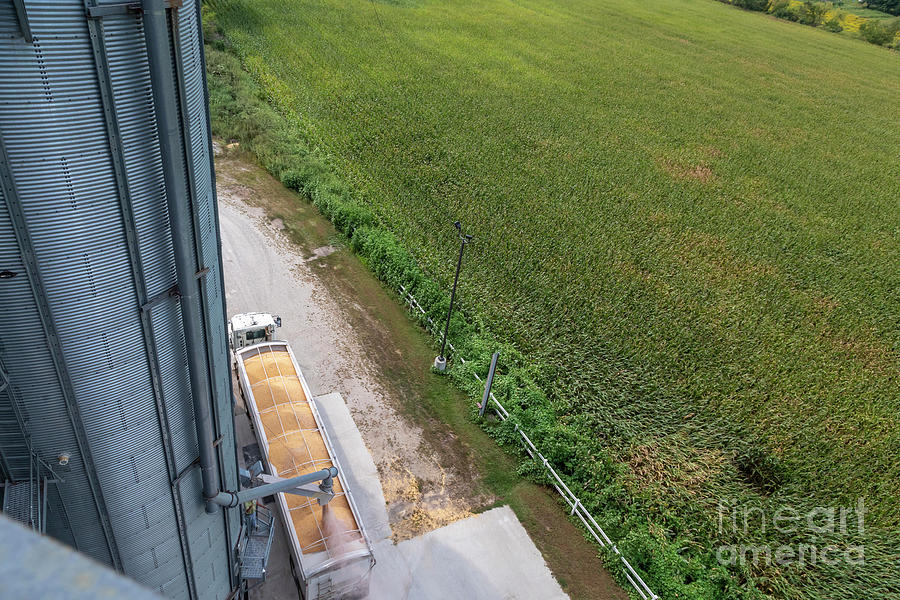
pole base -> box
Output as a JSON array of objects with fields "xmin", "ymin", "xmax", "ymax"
[{"xmin": 433, "ymin": 356, "xmax": 447, "ymax": 372}]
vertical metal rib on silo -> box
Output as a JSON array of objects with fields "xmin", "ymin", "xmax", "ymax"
[
  {"xmin": 143, "ymin": 1, "xmax": 237, "ymax": 595},
  {"xmin": 45, "ymin": 478, "xmax": 78, "ymax": 549},
  {"xmin": 172, "ymin": 0, "xmax": 240, "ymax": 583},
  {"xmin": 83, "ymin": 1, "xmax": 196, "ymax": 596}
]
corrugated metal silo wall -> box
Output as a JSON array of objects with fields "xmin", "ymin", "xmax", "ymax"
[{"xmin": 0, "ymin": 2, "xmax": 239, "ymax": 599}]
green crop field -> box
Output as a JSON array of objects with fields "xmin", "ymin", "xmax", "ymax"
[{"xmin": 205, "ymin": 0, "xmax": 899, "ymax": 597}]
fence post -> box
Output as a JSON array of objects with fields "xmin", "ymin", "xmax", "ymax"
[{"xmin": 479, "ymin": 351, "xmax": 499, "ymax": 417}]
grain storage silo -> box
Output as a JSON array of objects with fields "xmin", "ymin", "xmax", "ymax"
[{"xmin": 0, "ymin": 1, "xmax": 240, "ymax": 598}]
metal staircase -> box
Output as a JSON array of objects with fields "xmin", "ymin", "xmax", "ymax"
[
  {"xmin": 3, "ymin": 479, "xmax": 40, "ymax": 528},
  {"xmin": 0, "ymin": 362, "xmax": 61, "ymax": 534},
  {"xmin": 238, "ymin": 503, "xmax": 276, "ymax": 583},
  {"xmin": 1, "ymin": 447, "xmax": 61, "ymax": 533}
]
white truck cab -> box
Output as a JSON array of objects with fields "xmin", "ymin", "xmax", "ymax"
[{"xmin": 228, "ymin": 312, "xmax": 282, "ymax": 350}]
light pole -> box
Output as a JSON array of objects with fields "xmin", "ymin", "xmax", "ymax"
[{"xmin": 434, "ymin": 221, "xmax": 472, "ymax": 372}]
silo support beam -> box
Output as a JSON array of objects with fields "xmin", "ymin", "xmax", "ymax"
[
  {"xmin": 183, "ymin": 2, "xmax": 242, "ymax": 583},
  {"xmin": 142, "ymin": 0, "xmax": 221, "ymax": 514},
  {"xmin": 12, "ymin": 0, "xmax": 33, "ymax": 43},
  {"xmin": 84, "ymin": 5, "xmax": 199, "ymax": 595}
]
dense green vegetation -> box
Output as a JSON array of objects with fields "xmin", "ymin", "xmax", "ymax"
[
  {"xmin": 203, "ymin": 1, "xmax": 900, "ymax": 598},
  {"xmin": 866, "ymin": 0, "xmax": 900, "ymax": 16}
]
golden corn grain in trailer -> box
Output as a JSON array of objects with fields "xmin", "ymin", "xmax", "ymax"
[{"xmin": 230, "ymin": 313, "xmax": 375, "ymax": 599}]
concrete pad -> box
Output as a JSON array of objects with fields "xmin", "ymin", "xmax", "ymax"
[
  {"xmin": 315, "ymin": 392, "xmax": 568, "ymax": 600},
  {"xmin": 369, "ymin": 507, "xmax": 569, "ymax": 600}
]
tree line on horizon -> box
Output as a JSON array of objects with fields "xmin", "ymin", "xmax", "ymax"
[{"xmin": 724, "ymin": 0, "xmax": 900, "ymax": 47}]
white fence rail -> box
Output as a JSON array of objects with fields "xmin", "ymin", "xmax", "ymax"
[{"xmin": 399, "ymin": 286, "xmax": 659, "ymax": 600}]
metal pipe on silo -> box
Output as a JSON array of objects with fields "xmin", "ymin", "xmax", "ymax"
[
  {"xmin": 209, "ymin": 467, "xmax": 339, "ymax": 508},
  {"xmin": 142, "ymin": 0, "xmax": 221, "ymax": 514}
]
